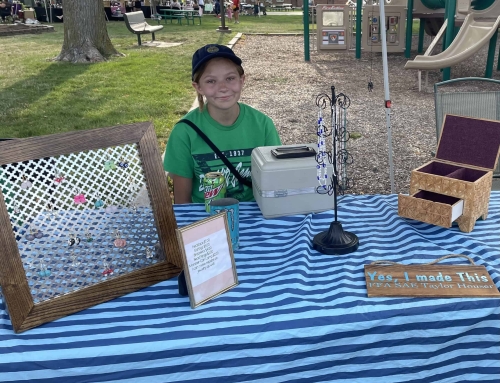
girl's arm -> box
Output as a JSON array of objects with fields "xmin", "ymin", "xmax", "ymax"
[{"xmin": 171, "ymin": 174, "xmax": 193, "ymax": 204}]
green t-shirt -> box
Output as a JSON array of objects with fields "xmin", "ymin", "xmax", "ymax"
[{"xmin": 164, "ymin": 103, "xmax": 281, "ymax": 203}]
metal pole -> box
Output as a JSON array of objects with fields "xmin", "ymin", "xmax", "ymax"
[
  {"xmin": 44, "ymin": 0, "xmax": 49, "ymax": 23},
  {"xmin": 355, "ymin": 0, "xmax": 362, "ymax": 59},
  {"xmin": 304, "ymin": 0, "xmax": 310, "ymax": 61},
  {"xmin": 379, "ymin": 0, "xmax": 395, "ymax": 193},
  {"xmin": 217, "ymin": 3, "xmax": 230, "ymax": 33},
  {"xmin": 485, "ymin": 29, "xmax": 498, "ymax": 78},
  {"xmin": 442, "ymin": 0, "xmax": 456, "ymax": 81},
  {"xmin": 417, "ymin": 18, "xmax": 425, "ymax": 53},
  {"xmin": 405, "ymin": 0, "xmax": 414, "ymax": 58},
  {"xmin": 497, "ymin": 38, "xmax": 500, "ymax": 71},
  {"xmin": 331, "ymin": 86, "xmax": 338, "ymax": 222}
]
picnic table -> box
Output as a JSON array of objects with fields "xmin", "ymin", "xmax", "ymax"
[{"xmin": 159, "ymin": 8, "xmax": 201, "ymax": 25}]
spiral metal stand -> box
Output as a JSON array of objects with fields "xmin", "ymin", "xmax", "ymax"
[{"xmin": 312, "ymin": 85, "xmax": 359, "ymax": 255}]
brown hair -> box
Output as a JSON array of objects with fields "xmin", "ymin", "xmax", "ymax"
[{"xmin": 192, "ymin": 59, "xmax": 244, "ymax": 111}]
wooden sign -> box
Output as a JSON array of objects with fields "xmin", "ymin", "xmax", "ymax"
[
  {"xmin": 176, "ymin": 212, "xmax": 238, "ymax": 308},
  {"xmin": 365, "ymin": 264, "xmax": 500, "ymax": 298}
]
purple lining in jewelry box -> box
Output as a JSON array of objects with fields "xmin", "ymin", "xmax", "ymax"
[
  {"xmin": 14, "ymin": 207, "xmax": 162, "ymax": 304},
  {"xmin": 436, "ymin": 115, "xmax": 500, "ymax": 170}
]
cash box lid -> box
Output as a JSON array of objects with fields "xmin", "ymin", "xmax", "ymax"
[
  {"xmin": 252, "ymin": 144, "xmax": 329, "ymax": 191},
  {"xmin": 437, "ymin": 114, "xmax": 500, "ymax": 170}
]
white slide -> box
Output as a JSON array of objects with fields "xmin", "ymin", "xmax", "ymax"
[{"xmin": 405, "ymin": 13, "xmax": 500, "ymax": 70}]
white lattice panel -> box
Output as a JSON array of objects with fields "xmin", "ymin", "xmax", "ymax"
[{"xmin": 0, "ymin": 144, "xmax": 163, "ymax": 304}]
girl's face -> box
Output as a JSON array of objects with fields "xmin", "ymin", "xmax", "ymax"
[{"xmin": 193, "ymin": 57, "xmax": 245, "ymax": 113}]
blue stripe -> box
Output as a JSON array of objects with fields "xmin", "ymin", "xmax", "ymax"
[{"xmin": 0, "ymin": 193, "xmax": 499, "ymax": 382}]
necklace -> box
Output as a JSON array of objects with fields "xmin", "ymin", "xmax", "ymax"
[{"xmin": 316, "ymin": 106, "xmax": 328, "ymax": 191}]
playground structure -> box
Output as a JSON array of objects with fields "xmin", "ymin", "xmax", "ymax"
[
  {"xmin": 405, "ymin": 0, "xmax": 500, "ymax": 78},
  {"xmin": 315, "ymin": 0, "xmax": 500, "ymax": 79}
]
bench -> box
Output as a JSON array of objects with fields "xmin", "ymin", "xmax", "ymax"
[{"xmin": 124, "ymin": 11, "xmax": 164, "ymax": 46}]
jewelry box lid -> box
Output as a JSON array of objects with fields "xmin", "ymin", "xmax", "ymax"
[{"xmin": 436, "ymin": 114, "xmax": 500, "ymax": 171}]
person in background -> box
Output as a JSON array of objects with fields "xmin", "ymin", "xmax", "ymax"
[
  {"xmin": 164, "ymin": 44, "xmax": 281, "ymax": 204},
  {"xmin": 260, "ymin": 2, "xmax": 266, "ymax": 15},
  {"xmin": 253, "ymin": 0, "xmax": 259, "ymax": 16},
  {"xmin": 134, "ymin": 0, "xmax": 141, "ymax": 11},
  {"xmin": 171, "ymin": 0, "xmax": 181, "ymax": 9},
  {"xmin": 198, "ymin": 0, "xmax": 204, "ymax": 15},
  {"xmin": 0, "ymin": 0, "xmax": 11, "ymax": 22},
  {"xmin": 226, "ymin": 1, "xmax": 232, "ymax": 20},
  {"xmin": 214, "ymin": 0, "xmax": 220, "ymax": 17},
  {"xmin": 232, "ymin": 0, "xmax": 239, "ymax": 23}
]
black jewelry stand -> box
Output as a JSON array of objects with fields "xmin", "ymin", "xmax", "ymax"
[{"xmin": 312, "ymin": 86, "xmax": 359, "ymax": 255}]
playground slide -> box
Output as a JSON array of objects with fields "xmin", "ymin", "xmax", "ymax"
[{"xmin": 405, "ymin": 13, "xmax": 500, "ymax": 70}]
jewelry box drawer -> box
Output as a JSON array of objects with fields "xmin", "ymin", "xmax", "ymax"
[{"xmin": 398, "ymin": 190, "xmax": 464, "ymax": 228}]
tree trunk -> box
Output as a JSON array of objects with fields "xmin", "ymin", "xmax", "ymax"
[{"xmin": 56, "ymin": 0, "xmax": 122, "ymax": 63}]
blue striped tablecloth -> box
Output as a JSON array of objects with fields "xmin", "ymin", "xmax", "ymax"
[{"xmin": 1, "ymin": 193, "xmax": 499, "ymax": 382}]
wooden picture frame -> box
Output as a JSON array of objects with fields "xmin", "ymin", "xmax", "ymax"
[
  {"xmin": 176, "ymin": 213, "xmax": 238, "ymax": 308},
  {"xmin": 0, "ymin": 122, "xmax": 183, "ymax": 333}
]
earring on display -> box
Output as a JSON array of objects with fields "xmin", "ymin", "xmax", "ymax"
[
  {"xmin": 113, "ymin": 229, "xmax": 127, "ymax": 248},
  {"xmin": 118, "ymin": 157, "xmax": 129, "ymax": 169},
  {"xmin": 105, "ymin": 199, "xmax": 118, "ymax": 214},
  {"xmin": 26, "ymin": 228, "xmax": 36, "ymax": 241},
  {"xmin": 21, "ymin": 174, "xmax": 32, "ymax": 190},
  {"xmin": 67, "ymin": 232, "xmax": 81, "ymax": 246},
  {"xmin": 94, "ymin": 193, "xmax": 104, "ymax": 208},
  {"xmin": 73, "ymin": 188, "xmax": 87, "ymax": 204},
  {"xmin": 70, "ymin": 250, "xmax": 81, "ymax": 267},
  {"xmin": 85, "ymin": 229, "xmax": 93, "ymax": 243},
  {"xmin": 53, "ymin": 166, "xmax": 65, "ymax": 184},
  {"xmin": 145, "ymin": 246, "xmax": 154, "ymax": 259},
  {"xmin": 104, "ymin": 149, "xmax": 116, "ymax": 170},
  {"xmin": 34, "ymin": 228, "xmax": 43, "ymax": 239},
  {"xmin": 24, "ymin": 257, "xmax": 35, "ymax": 269},
  {"xmin": 128, "ymin": 176, "xmax": 138, "ymax": 192},
  {"xmin": 38, "ymin": 263, "xmax": 51, "ymax": 278},
  {"xmin": 13, "ymin": 202, "xmax": 21, "ymax": 215},
  {"xmin": 129, "ymin": 201, "xmax": 138, "ymax": 213},
  {"xmin": 47, "ymin": 203, "xmax": 59, "ymax": 220},
  {"xmin": 102, "ymin": 261, "xmax": 114, "ymax": 277}
]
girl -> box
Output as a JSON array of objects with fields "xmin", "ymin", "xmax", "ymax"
[{"xmin": 164, "ymin": 44, "xmax": 281, "ymax": 204}]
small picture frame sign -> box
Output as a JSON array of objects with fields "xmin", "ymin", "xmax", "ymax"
[{"xmin": 176, "ymin": 213, "xmax": 238, "ymax": 308}]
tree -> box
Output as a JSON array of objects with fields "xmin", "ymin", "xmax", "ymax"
[{"xmin": 56, "ymin": 0, "xmax": 122, "ymax": 63}]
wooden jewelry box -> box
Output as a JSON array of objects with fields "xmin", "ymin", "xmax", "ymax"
[{"xmin": 398, "ymin": 114, "xmax": 500, "ymax": 232}]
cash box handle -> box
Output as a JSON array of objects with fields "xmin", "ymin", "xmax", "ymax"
[{"xmin": 271, "ymin": 146, "xmax": 317, "ymax": 159}]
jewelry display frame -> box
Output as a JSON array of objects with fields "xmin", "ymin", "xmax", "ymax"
[{"xmin": 0, "ymin": 122, "xmax": 182, "ymax": 333}]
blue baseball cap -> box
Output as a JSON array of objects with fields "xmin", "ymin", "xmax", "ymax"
[{"xmin": 192, "ymin": 44, "xmax": 243, "ymax": 80}]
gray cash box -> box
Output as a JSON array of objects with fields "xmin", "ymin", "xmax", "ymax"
[{"xmin": 251, "ymin": 144, "xmax": 335, "ymax": 218}]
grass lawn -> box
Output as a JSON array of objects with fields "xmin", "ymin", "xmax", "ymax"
[
  {"xmin": 0, "ymin": 15, "xmax": 305, "ymax": 144},
  {"xmin": 0, "ymin": 14, "xmax": 421, "ymax": 143}
]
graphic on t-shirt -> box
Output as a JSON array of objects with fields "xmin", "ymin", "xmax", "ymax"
[{"xmin": 193, "ymin": 148, "xmax": 252, "ymax": 200}]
